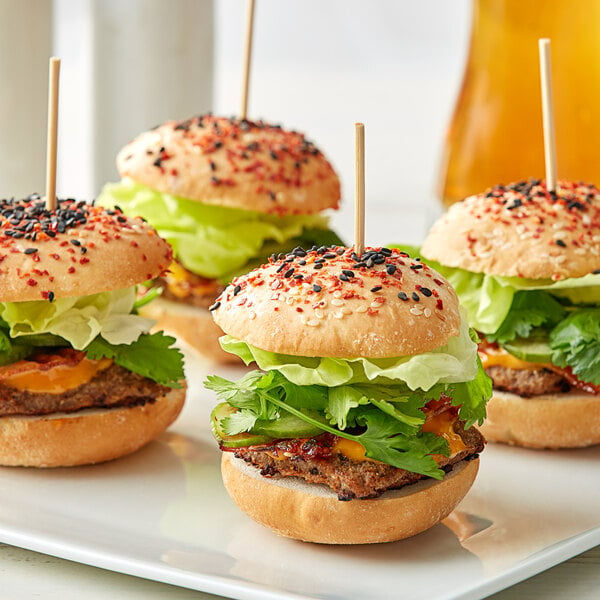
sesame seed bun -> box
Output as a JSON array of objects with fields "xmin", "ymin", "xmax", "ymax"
[
  {"xmin": 479, "ymin": 389, "xmax": 600, "ymax": 449},
  {"xmin": 0, "ymin": 385, "xmax": 185, "ymax": 467},
  {"xmin": 0, "ymin": 195, "xmax": 173, "ymax": 302},
  {"xmin": 212, "ymin": 246, "xmax": 461, "ymax": 358},
  {"xmin": 421, "ymin": 180, "xmax": 600, "ymax": 280},
  {"xmin": 116, "ymin": 115, "xmax": 341, "ymax": 216},
  {"xmin": 221, "ymin": 453, "xmax": 479, "ymax": 544}
]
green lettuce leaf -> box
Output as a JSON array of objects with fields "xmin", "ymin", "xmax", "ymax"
[
  {"xmin": 219, "ymin": 312, "xmax": 478, "ymax": 391},
  {"xmin": 0, "ymin": 287, "xmax": 154, "ymax": 351},
  {"xmin": 97, "ymin": 179, "xmax": 338, "ymax": 281},
  {"xmin": 549, "ymin": 308, "xmax": 600, "ymax": 384},
  {"xmin": 85, "ymin": 331, "xmax": 185, "ymax": 387}
]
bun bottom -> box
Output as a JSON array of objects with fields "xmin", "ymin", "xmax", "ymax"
[
  {"xmin": 140, "ymin": 298, "xmax": 239, "ymax": 364},
  {"xmin": 221, "ymin": 453, "xmax": 479, "ymax": 544},
  {"xmin": 480, "ymin": 389, "xmax": 600, "ymax": 449},
  {"xmin": 0, "ymin": 386, "xmax": 186, "ymax": 468}
]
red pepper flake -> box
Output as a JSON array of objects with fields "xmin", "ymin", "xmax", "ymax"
[
  {"xmin": 68, "ymin": 267, "xmax": 76, "ymax": 274},
  {"xmin": 26, "ymin": 278, "xmax": 37, "ymax": 287}
]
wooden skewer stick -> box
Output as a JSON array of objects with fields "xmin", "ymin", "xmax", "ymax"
[
  {"xmin": 240, "ymin": 0, "xmax": 256, "ymax": 121},
  {"xmin": 538, "ymin": 38, "xmax": 557, "ymax": 192},
  {"xmin": 45, "ymin": 57, "xmax": 61, "ymax": 211},
  {"xmin": 355, "ymin": 122, "xmax": 365, "ymax": 257}
]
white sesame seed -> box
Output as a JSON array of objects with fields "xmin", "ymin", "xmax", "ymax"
[
  {"xmin": 248, "ymin": 311, "xmax": 256, "ymax": 320},
  {"xmin": 410, "ymin": 307, "xmax": 423, "ymax": 316},
  {"xmin": 424, "ymin": 308, "xmax": 432, "ymax": 317},
  {"xmin": 370, "ymin": 301, "xmax": 381, "ymax": 308},
  {"xmin": 331, "ymin": 298, "xmax": 344, "ymax": 306},
  {"xmin": 306, "ymin": 319, "xmax": 320, "ymax": 327},
  {"xmin": 333, "ymin": 290, "xmax": 342, "ymax": 298},
  {"xmin": 341, "ymin": 307, "xmax": 352, "ymax": 315},
  {"xmin": 314, "ymin": 308, "xmax": 325, "ymax": 319},
  {"xmin": 334, "ymin": 311, "xmax": 344, "ymax": 319},
  {"xmin": 355, "ymin": 305, "xmax": 368, "ymax": 313}
]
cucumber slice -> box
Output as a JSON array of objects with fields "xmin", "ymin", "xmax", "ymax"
[
  {"xmin": 210, "ymin": 402, "xmax": 272, "ymax": 448},
  {"xmin": 502, "ymin": 338, "xmax": 552, "ymax": 363},
  {"xmin": 252, "ymin": 412, "xmax": 325, "ymax": 439}
]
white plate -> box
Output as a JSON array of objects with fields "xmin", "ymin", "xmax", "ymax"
[{"xmin": 0, "ymin": 353, "xmax": 598, "ymax": 600}]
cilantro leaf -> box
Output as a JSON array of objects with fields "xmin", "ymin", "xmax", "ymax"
[
  {"xmin": 488, "ymin": 291, "xmax": 566, "ymax": 344},
  {"xmin": 85, "ymin": 331, "xmax": 184, "ymax": 387},
  {"xmin": 549, "ymin": 308, "xmax": 600, "ymax": 384},
  {"xmin": 355, "ymin": 408, "xmax": 447, "ymax": 478}
]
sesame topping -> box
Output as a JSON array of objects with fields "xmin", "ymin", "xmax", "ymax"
[
  {"xmin": 121, "ymin": 114, "xmax": 339, "ymax": 216},
  {"xmin": 212, "ymin": 246, "xmax": 450, "ymax": 327}
]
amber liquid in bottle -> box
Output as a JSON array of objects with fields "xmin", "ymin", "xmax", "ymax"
[{"xmin": 438, "ymin": 0, "xmax": 600, "ymax": 207}]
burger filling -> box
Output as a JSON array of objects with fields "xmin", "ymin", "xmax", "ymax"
[
  {"xmin": 224, "ymin": 408, "xmax": 484, "ymax": 501},
  {"xmin": 0, "ymin": 286, "xmax": 185, "ymax": 414},
  {"xmin": 0, "ymin": 349, "xmax": 169, "ymax": 416}
]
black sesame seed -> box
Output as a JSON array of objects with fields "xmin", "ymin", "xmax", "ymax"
[
  {"xmin": 380, "ymin": 248, "xmax": 392, "ymax": 256},
  {"xmin": 342, "ymin": 270, "xmax": 355, "ymax": 278},
  {"xmin": 233, "ymin": 284, "xmax": 242, "ymax": 296},
  {"xmin": 386, "ymin": 264, "xmax": 397, "ymax": 275},
  {"xmin": 410, "ymin": 264, "xmax": 423, "ymax": 270},
  {"xmin": 313, "ymin": 263, "xmax": 323, "ymax": 270},
  {"xmin": 70, "ymin": 239, "xmax": 81, "ymax": 246},
  {"xmin": 397, "ymin": 291, "xmax": 408, "ymax": 301},
  {"xmin": 293, "ymin": 274, "xmax": 304, "ymax": 280},
  {"xmin": 24, "ymin": 248, "xmax": 38, "ymax": 255},
  {"xmin": 298, "ymin": 260, "xmax": 307, "ymax": 266},
  {"xmin": 313, "ymin": 284, "xmax": 322, "ymax": 292},
  {"xmin": 208, "ymin": 301, "xmax": 221, "ymax": 311},
  {"xmin": 276, "ymin": 263, "xmax": 287, "ymax": 273},
  {"xmin": 47, "ymin": 291, "xmax": 55, "ymax": 303},
  {"xmin": 371, "ymin": 286, "xmax": 382, "ymax": 292},
  {"xmin": 412, "ymin": 292, "xmax": 420, "ymax": 301},
  {"xmin": 420, "ymin": 287, "xmax": 432, "ymax": 297},
  {"xmin": 555, "ymin": 239, "xmax": 567, "ymax": 247},
  {"xmin": 284, "ymin": 268, "xmax": 295, "ymax": 278},
  {"xmin": 323, "ymin": 252, "xmax": 337, "ymax": 259},
  {"xmin": 373, "ymin": 255, "xmax": 385, "ymax": 264},
  {"xmin": 340, "ymin": 273, "xmax": 349, "ymax": 282}
]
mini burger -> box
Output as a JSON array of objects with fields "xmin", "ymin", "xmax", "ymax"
[
  {"xmin": 98, "ymin": 114, "xmax": 343, "ymax": 362},
  {"xmin": 204, "ymin": 245, "xmax": 491, "ymax": 544},
  {"xmin": 0, "ymin": 194, "xmax": 185, "ymax": 467},
  {"xmin": 421, "ymin": 179, "xmax": 600, "ymax": 449}
]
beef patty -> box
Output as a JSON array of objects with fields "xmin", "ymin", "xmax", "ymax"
[
  {"xmin": 486, "ymin": 365, "xmax": 570, "ymax": 397},
  {"xmin": 229, "ymin": 420, "xmax": 485, "ymax": 500},
  {"xmin": 0, "ymin": 363, "xmax": 169, "ymax": 417}
]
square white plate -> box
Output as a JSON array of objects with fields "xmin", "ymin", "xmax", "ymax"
[{"xmin": 0, "ymin": 354, "xmax": 598, "ymax": 600}]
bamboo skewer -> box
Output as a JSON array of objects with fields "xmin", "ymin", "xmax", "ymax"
[
  {"xmin": 240, "ymin": 0, "xmax": 256, "ymax": 121},
  {"xmin": 354, "ymin": 122, "xmax": 365, "ymax": 257},
  {"xmin": 45, "ymin": 57, "xmax": 61, "ymax": 211},
  {"xmin": 538, "ymin": 38, "xmax": 557, "ymax": 192}
]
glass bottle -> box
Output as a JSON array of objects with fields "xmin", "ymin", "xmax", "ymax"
[{"xmin": 438, "ymin": 0, "xmax": 600, "ymax": 206}]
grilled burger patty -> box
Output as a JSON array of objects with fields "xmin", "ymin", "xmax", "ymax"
[
  {"xmin": 0, "ymin": 363, "xmax": 169, "ymax": 417},
  {"xmin": 229, "ymin": 421, "xmax": 485, "ymax": 500},
  {"xmin": 486, "ymin": 365, "xmax": 570, "ymax": 397}
]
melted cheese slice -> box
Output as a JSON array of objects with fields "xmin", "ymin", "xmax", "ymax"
[
  {"xmin": 165, "ymin": 261, "xmax": 220, "ymax": 300},
  {"xmin": 1, "ymin": 357, "xmax": 113, "ymax": 394},
  {"xmin": 479, "ymin": 346, "xmax": 541, "ymax": 371},
  {"xmin": 421, "ymin": 410, "xmax": 467, "ymax": 457}
]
